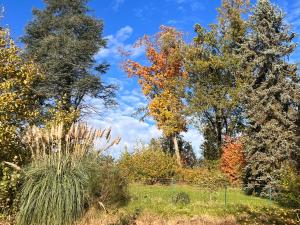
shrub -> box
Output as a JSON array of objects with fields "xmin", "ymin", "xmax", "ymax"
[
  {"xmin": 0, "ymin": 28, "xmax": 41, "ymax": 215},
  {"xmin": 152, "ymin": 135, "xmax": 197, "ymax": 167},
  {"xmin": 16, "ymin": 123, "xmax": 120, "ymax": 225},
  {"xmin": 0, "ymin": 159, "xmax": 22, "ymax": 216},
  {"xmin": 119, "ymin": 145, "xmax": 178, "ymax": 184},
  {"xmin": 89, "ymin": 157, "xmax": 129, "ymax": 207},
  {"xmin": 176, "ymin": 167, "xmax": 228, "ymax": 189},
  {"xmin": 220, "ymin": 137, "xmax": 245, "ymax": 186},
  {"xmin": 277, "ymin": 166, "xmax": 300, "ymax": 209},
  {"xmin": 172, "ymin": 192, "xmax": 190, "ymax": 205}
]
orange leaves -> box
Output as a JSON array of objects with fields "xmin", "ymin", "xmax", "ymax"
[
  {"xmin": 123, "ymin": 26, "xmax": 187, "ymax": 137},
  {"xmin": 220, "ymin": 136, "xmax": 245, "ymax": 185}
]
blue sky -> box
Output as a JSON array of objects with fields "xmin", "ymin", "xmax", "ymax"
[{"xmin": 1, "ymin": 0, "xmax": 299, "ymax": 157}]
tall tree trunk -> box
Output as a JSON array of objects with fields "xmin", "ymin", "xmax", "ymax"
[
  {"xmin": 173, "ymin": 135, "xmax": 182, "ymax": 167},
  {"xmin": 216, "ymin": 110, "xmax": 223, "ymax": 158}
]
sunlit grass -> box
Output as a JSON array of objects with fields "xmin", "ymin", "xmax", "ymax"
[
  {"xmin": 123, "ymin": 183, "xmax": 277, "ymax": 217},
  {"xmin": 78, "ymin": 183, "xmax": 299, "ymax": 225}
]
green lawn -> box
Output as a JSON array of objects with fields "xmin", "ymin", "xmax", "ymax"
[{"xmin": 123, "ymin": 183, "xmax": 276, "ymax": 218}]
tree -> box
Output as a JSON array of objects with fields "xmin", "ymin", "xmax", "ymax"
[
  {"xmin": 201, "ymin": 124, "xmax": 220, "ymax": 160},
  {"xmin": 0, "ymin": 28, "xmax": 42, "ymax": 165},
  {"xmin": 0, "ymin": 28, "xmax": 42, "ymax": 211},
  {"xmin": 185, "ymin": 0, "xmax": 249, "ymax": 160},
  {"xmin": 124, "ymin": 26, "xmax": 187, "ymax": 167},
  {"xmin": 241, "ymin": 0, "xmax": 300, "ymax": 197},
  {"xmin": 221, "ymin": 136, "xmax": 245, "ymax": 185},
  {"xmin": 150, "ymin": 135, "xmax": 197, "ymax": 167},
  {"xmin": 22, "ymin": 0, "xmax": 117, "ymax": 122}
]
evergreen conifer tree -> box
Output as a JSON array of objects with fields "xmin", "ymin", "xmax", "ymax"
[
  {"xmin": 22, "ymin": 0, "xmax": 116, "ymax": 121},
  {"xmin": 241, "ymin": 0, "xmax": 300, "ymax": 197}
]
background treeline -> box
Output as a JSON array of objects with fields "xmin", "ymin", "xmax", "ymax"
[{"xmin": 123, "ymin": 0, "xmax": 300, "ymax": 204}]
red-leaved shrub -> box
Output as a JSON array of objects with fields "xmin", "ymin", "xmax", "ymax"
[{"xmin": 221, "ymin": 137, "xmax": 245, "ymax": 186}]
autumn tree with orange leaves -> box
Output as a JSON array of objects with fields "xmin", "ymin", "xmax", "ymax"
[
  {"xmin": 124, "ymin": 26, "xmax": 187, "ymax": 167},
  {"xmin": 221, "ymin": 136, "xmax": 245, "ymax": 185}
]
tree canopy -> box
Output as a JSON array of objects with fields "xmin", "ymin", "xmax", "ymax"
[{"xmin": 22, "ymin": 0, "xmax": 117, "ymax": 122}]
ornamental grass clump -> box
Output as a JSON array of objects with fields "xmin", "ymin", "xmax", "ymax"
[{"xmin": 16, "ymin": 123, "xmax": 120, "ymax": 225}]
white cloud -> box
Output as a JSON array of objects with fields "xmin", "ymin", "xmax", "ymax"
[
  {"xmin": 112, "ymin": 0, "xmax": 125, "ymax": 12},
  {"xmin": 116, "ymin": 26, "xmax": 133, "ymax": 41},
  {"xmin": 96, "ymin": 26, "xmax": 144, "ymax": 61},
  {"xmin": 87, "ymin": 91, "xmax": 162, "ymax": 157}
]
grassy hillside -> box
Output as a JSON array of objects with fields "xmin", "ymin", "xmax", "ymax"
[
  {"xmin": 126, "ymin": 183, "xmax": 273, "ymax": 216},
  {"xmin": 78, "ymin": 184, "xmax": 300, "ymax": 225}
]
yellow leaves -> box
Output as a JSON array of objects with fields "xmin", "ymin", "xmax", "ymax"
[
  {"xmin": 149, "ymin": 90, "xmax": 186, "ymax": 137},
  {"xmin": 44, "ymin": 95, "xmax": 80, "ymax": 129},
  {"xmin": 0, "ymin": 28, "xmax": 42, "ymax": 161}
]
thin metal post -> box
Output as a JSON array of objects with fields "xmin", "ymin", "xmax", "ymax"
[
  {"xmin": 269, "ymin": 187, "xmax": 272, "ymax": 201},
  {"xmin": 224, "ymin": 185, "xmax": 227, "ymax": 207}
]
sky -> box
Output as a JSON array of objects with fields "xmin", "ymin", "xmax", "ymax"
[{"xmin": 1, "ymin": 0, "xmax": 299, "ymax": 157}]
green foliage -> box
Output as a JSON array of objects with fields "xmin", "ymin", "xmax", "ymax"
[
  {"xmin": 22, "ymin": 0, "xmax": 117, "ymax": 120},
  {"xmin": 176, "ymin": 167, "xmax": 228, "ymax": 189},
  {"xmin": 201, "ymin": 125, "xmax": 221, "ymax": 160},
  {"xmin": 277, "ymin": 167, "xmax": 300, "ymax": 209},
  {"xmin": 185, "ymin": 1, "xmax": 248, "ymax": 160},
  {"xmin": 171, "ymin": 192, "xmax": 190, "ymax": 205},
  {"xmin": 241, "ymin": 0, "xmax": 300, "ymax": 197},
  {"xmin": 89, "ymin": 157, "xmax": 129, "ymax": 207},
  {"xmin": 119, "ymin": 145, "xmax": 178, "ymax": 184},
  {"xmin": 150, "ymin": 135, "xmax": 197, "ymax": 167}
]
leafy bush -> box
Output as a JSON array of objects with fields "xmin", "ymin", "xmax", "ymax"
[
  {"xmin": 0, "ymin": 160, "xmax": 22, "ymax": 216},
  {"xmin": 0, "ymin": 28, "xmax": 40, "ymax": 215},
  {"xmin": 176, "ymin": 167, "xmax": 228, "ymax": 189},
  {"xmin": 16, "ymin": 123, "xmax": 121, "ymax": 225},
  {"xmin": 119, "ymin": 145, "xmax": 178, "ymax": 184},
  {"xmin": 172, "ymin": 192, "xmax": 190, "ymax": 205},
  {"xmin": 220, "ymin": 137, "xmax": 245, "ymax": 186},
  {"xmin": 119, "ymin": 145, "xmax": 227, "ymax": 188},
  {"xmin": 277, "ymin": 166, "xmax": 300, "ymax": 209},
  {"xmin": 89, "ymin": 157, "xmax": 129, "ymax": 207}
]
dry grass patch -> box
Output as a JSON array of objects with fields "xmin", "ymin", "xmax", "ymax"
[
  {"xmin": 78, "ymin": 209, "xmax": 237, "ymax": 225},
  {"xmin": 135, "ymin": 214, "xmax": 236, "ymax": 225}
]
